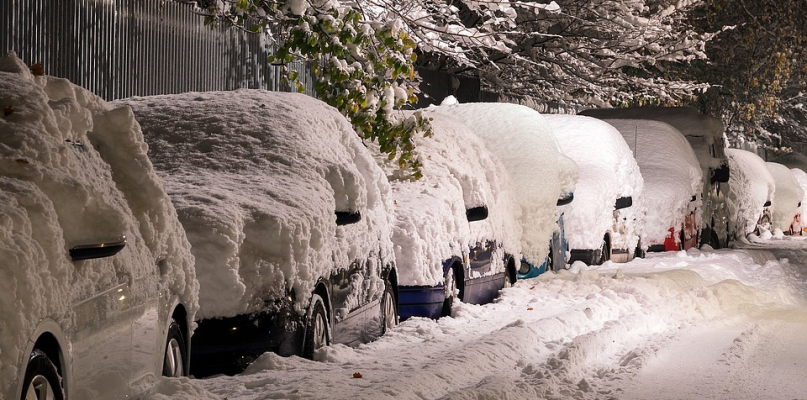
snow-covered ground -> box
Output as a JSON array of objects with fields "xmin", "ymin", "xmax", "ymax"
[{"xmin": 145, "ymin": 237, "xmax": 807, "ymax": 400}]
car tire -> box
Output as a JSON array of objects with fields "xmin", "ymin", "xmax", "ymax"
[
  {"xmin": 381, "ymin": 281, "xmax": 398, "ymax": 334},
  {"xmin": 598, "ymin": 239, "xmax": 610, "ymax": 264},
  {"xmin": 163, "ymin": 318, "xmax": 187, "ymax": 377},
  {"xmin": 21, "ymin": 349, "xmax": 64, "ymax": 400},
  {"xmin": 441, "ymin": 269, "xmax": 457, "ymax": 318},
  {"xmin": 547, "ymin": 246, "xmax": 555, "ymax": 272},
  {"xmin": 302, "ymin": 294, "xmax": 330, "ymax": 359}
]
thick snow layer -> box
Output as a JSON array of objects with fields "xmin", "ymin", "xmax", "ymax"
[
  {"xmin": 0, "ymin": 52, "xmax": 198, "ymax": 396},
  {"xmin": 117, "ymin": 90, "xmax": 394, "ymax": 319},
  {"xmin": 372, "ymin": 111, "xmax": 522, "ymax": 286},
  {"xmin": 143, "ymin": 240, "xmax": 807, "ymax": 400},
  {"xmin": 726, "ymin": 149, "xmax": 775, "ymax": 235},
  {"xmin": 766, "ymin": 162, "xmax": 804, "ymax": 232},
  {"xmin": 428, "ymin": 101, "xmax": 578, "ymax": 266},
  {"xmin": 543, "ymin": 114, "xmax": 643, "ymax": 252},
  {"xmin": 603, "ymin": 119, "xmax": 702, "ymax": 245},
  {"xmin": 580, "ymin": 106, "xmax": 726, "ymax": 170}
]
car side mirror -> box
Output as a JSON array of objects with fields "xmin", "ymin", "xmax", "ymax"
[
  {"xmin": 70, "ymin": 236, "xmax": 127, "ymax": 261},
  {"xmin": 335, "ymin": 211, "xmax": 362, "ymax": 226},
  {"xmin": 711, "ymin": 163, "xmax": 730, "ymax": 184},
  {"xmin": 557, "ymin": 193, "xmax": 574, "ymax": 206},
  {"xmin": 764, "ymin": 200, "xmax": 772, "ymax": 207},
  {"xmin": 614, "ymin": 196, "xmax": 633, "ymax": 210},
  {"xmin": 466, "ymin": 206, "xmax": 489, "ymax": 222}
]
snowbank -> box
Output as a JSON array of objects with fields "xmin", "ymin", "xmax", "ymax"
[
  {"xmin": 372, "ymin": 111, "xmax": 522, "ymax": 286},
  {"xmin": 428, "ymin": 100, "xmax": 578, "ymax": 267},
  {"xmin": 0, "ymin": 52, "xmax": 198, "ymax": 397},
  {"xmin": 766, "ymin": 162, "xmax": 804, "ymax": 232},
  {"xmin": 603, "ymin": 119, "xmax": 702, "ymax": 246},
  {"xmin": 117, "ymin": 90, "xmax": 394, "ymax": 319},
  {"xmin": 543, "ymin": 114, "xmax": 643, "ymax": 253},
  {"xmin": 726, "ymin": 149, "xmax": 775, "ymax": 236}
]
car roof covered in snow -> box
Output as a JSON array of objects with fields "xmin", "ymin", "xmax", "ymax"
[
  {"xmin": 118, "ymin": 89, "xmax": 394, "ymax": 319},
  {"xmin": 766, "ymin": 162, "xmax": 804, "ymax": 232}
]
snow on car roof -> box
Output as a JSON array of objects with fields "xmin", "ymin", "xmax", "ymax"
[
  {"xmin": 602, "ymin": 119, "xmax": 702, "ymax": 244},
  {"xmin": 428, "ymin": 99, "xmax": 577, "ymax": 266},
  {"xmin": 118, "ymin": 89, "xmax": 394, "ymax": 319},
  {"xmin": 0, "ymin": 52, "xmax": 198, "ymax": 390},
  {"xmin": 726, "ymin": 149, "xmax": 775, "ymax": 235},
  {"xmin": 766, "ymin": 162, "xmax": 804, "ymax": 232},
  {"xmin": 372, "ymin": 111, "xmax": 522, "ymax": 286},
  {"xmin": 580, "ymin": 107, "xmax": 726, "ymax": 169},
  {"xmin": 543, "ymin": 114, "xmax": 643, "ymax": 251}
]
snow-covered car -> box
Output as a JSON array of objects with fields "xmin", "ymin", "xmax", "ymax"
[
  {"xmin": 373, "ymin": 111, "xmax": 522, "ymax": 320},
  {"xmin": 120, "ymin": 90, "xmax": 398, "ymax": 377},
  {"xmin": 429, "ymin": 100, "xmax": 578, "ymax": 277},
  {"xmin": 766, "ymin": 162, "xmax": 805, "ymax": 235},
  {"xmin": 580, "ymin": 107, "xmax": 731, "ymax": 248},
  {"xmin": 543, "ymin": 114, "xmax": 643, "ymax": 265},
  {"xmin": 602, "ymin": 119, "xmax": 703, "ymax": 252},
  {"xmin": 1, "ymin": 53, "xmax": 198, "ymax": 399},
  {"xmin": 789, "ymin": 168, "xmax": 807, "ymax": 235},
  {"xmin": 726, "ymin": 149, "xmax": 775, "ymax": 238}
]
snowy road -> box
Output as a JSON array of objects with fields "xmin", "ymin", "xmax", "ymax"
[{"xmin": 146, "ymin": 237, "xmax": 807, "ymax": 400}]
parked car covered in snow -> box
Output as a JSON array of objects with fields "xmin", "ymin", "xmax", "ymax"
[
  {"xmin": 602, "ymin": 119, "xmax": 703, "ymax": 252},
  {"xmin": 430, "ymin": 100, "xmax": 578, "ymax": 277},
  {"xmin": 580, "ymin": 107, "xmax": 731, "ymax": 248},
  {"xmin": 373, "ymin": 111, "xmax": 522, "ymax": 320},
  {"xmin": 789, "ymin": 168, "xmax": 807, "ymax": 235},
  {"xmin": 766, "ymin": 162, "xmax": 804, "ymax": 235},
  {"xmin": 120, "ymin": 90, "xmax": 398, "ymax": 377},
  {"xmin": 1, "ymin": 53, "xmax": 198, "ymax": 399},
  {"xmin": 726, "ymin": 149, "xmax": 775, "ymax": 238},
  {"xmin": 543, "ymin": 114, "xmax": 643, "ymax": 265}
]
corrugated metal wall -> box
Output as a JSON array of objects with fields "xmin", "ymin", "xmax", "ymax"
[{"xmin": 1, "ymin": 0, "xmax": 314, "ymax": 100}]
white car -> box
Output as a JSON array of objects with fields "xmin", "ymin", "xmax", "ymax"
[
  {"xmin": 602, "ymin": 119, "xmax": 702, "ymax": 252},
  {"xmin": 726, "ymin": 149, "xmax": 775, "ymax": 237},
  {"xmin": 1, "ymin": 54, "xmax": 198, "ymax": 399},
  {"xmin": 429, "ymin": 101, "xmax": 578, "ymax": 276},
  {"xmin": 766, "ymin": 162, "xmax": 804, "ymax": 234},
  {"xmin": 373, "ymin": 111, "xmax": 522, "ymax": 319},
  {"xmin": 544, "ymin": 114, "xmax": 644, "ymax": 265},
  {"xmin": 120, "ymin": 90, "xmax": 397, "ymax": 377}
]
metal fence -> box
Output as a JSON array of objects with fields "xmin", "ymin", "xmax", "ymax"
[{"xmin": 1, "ymin": 0, "xmax": 314, "ymax": 101}]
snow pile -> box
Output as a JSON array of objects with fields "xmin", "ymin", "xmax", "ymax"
[
  {"xmin": 544, "ymin": 114, "xmax": 643, "ymax": 252},
  {"xmin": 603, "ymin": 119, "xmax": 702, "ymax": 245},
  {"xmin": 766, "ymin": 162, "xmax": 804, "ymax": 232},
  {"xmin": 0, "ymin": 52, "xmax": 198, "ymax": 396},
  {"xmin": 726, "ymin": 149, "xmax": 775, "ymax": 235},
  {"xmin": 428, "ymin": 100, "xmax": 578, "ymax": 267},
  {"xmin": 117, "ymin": 90, "xmax": 394, "ymax": 319},
  {"xmin": 372, "ymin": 111, "xmax": 522, "ymax": 286}
]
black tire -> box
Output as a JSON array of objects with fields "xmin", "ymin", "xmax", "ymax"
[
  {"xmin": 163, "ymin": 318, "xmax": 187, "ymax": 377},
  {"xmin": 502, "ymin": 261, "xmax": 514, "ymax": 288},
  {"xmin": 21, "ymin": 349, "xmax": 64, "ymax": 400},
  {"xmin": 547, "ymin": 246, "xmax": 555, "ymax": 272},
  {"xmin": 380, "ymin": 282, "xmax": 398, "ymax": 334},
  {"xmin": 302, "ymin": 294, "xmax": 330, "ymax": 359},
  {"xmin": 598, "ymin": 239, "xmax": 610, "ymax": 264},
  {"xmin": 441, "ymin": 269, "xmax": 457, "ymax": 317}
]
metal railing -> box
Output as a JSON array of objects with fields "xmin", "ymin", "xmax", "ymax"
[{"xmin": 1, "ymin": 0, "xmax": 314, "ymax": 100}]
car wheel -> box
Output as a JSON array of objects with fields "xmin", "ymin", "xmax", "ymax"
[
  {"xmin": 441, "ymin": 269, "xmax": 457, "ymax": 317},
  {"xmin": 381, "ymin": 281, "xmax": 398, "ymax": 334},
  {"xmin": 547, "ymin": 246, "xmax": 555, "ymax": 272},
  {"xmin": 21, "ymin": 349, "xmax": 64, "ymax": 400},
  {"xmin": 162, "ymin": 318, "xmax": 187, "ymax": 377},
  {"xmin": 303, "ymin": 294, "xmax": 330, "ymax": 359}
]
